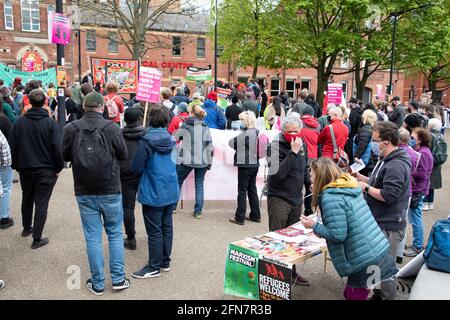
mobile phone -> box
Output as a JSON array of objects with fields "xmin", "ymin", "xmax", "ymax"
[{"xmin": 350, "ymin": 161, "xmax": 366, "ymax": 173}]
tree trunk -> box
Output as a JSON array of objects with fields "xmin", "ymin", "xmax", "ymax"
[
  {"xmin": 252, "ymin": 59, "xmax": 259, "ymax": 80},
  {"xmin": 316, "ymin": 67, "xmax": 330, "ymax": 113},
  {"xmin": 428, "ymin": 79, "xmax": 439, "ymax": 102}
]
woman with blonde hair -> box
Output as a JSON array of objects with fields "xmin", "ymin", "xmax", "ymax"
[
  {"xmin": 228, "ymin": 111, "xmax": 262, "ymax": 225},
  {"xmin": 104, "ymin": 81, "xmax": 124, "ymax": 125},
  {"xmin": 353, "ymin": 109, "xmax": 378, "ymax": 175},
  {"xmin": 174, "ymin": 103, "xmax": 213, "ymax": 219},
  {"xmin": 301, "ymin": 157, "xmax": 397, "ymax": 300}
]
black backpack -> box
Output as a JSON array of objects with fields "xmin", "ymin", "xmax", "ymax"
[{"xmin": 71, "ymin": 120, "xmax": 115, "ymax": 189}]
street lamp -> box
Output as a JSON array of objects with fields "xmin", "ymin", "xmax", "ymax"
[{"xmin": 387, "ymin": 3, "xmax": 433, "ymax": 97}]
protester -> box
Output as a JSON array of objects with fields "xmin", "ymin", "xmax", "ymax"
[
  {"xmin": 353, "ymin": 110, "xmax": 377, "ymax": 176},
  {"xmin": 203, "ymin": 91, "xmax": 227, "ymax": 130},
  {"xmin": 12, "ymin": 84, "xmax": 24, "ymax": 116},
  {"xmin": 304, "ymin": 93, "xmax": 320, "ymax": 118},
  {"xmin": 131, "ymin": 104, "xmax": 179, "ymax": 279},
  {"xmin": 241, "ymin": 91, "xmax": 259, "ymax": 118},
  {"xmin": 403, "ymin": 128, "xmax": 433, "ymax": 257},
  {"xmin": 388, "ymin": 97, "xmax": 407, "ymax": 128},
  {"xmin": 396, "ymin": 128, "xmax": 421, "ymax": 263},
  {"xmin": 349, "ymin": 98, "xmax": 363, "ymax": 140},
  {"xmin": 172, "ymin": 87, "xmax": 191, "ymax": 106},
  {"xmin": 318, "ymin": 103, "xmax": 335, "ymax": 130},
  {"xmin": 318, "ymin": 107, "xmax": 349, "ymax": 159},
  {"xmin": 373, "ymin": 100, "xmax": 389, "ymax": 121},
  {"xmin": 61, "ymin": 91, "xmax": 129, "ymax": 295},
  {"xmin": 64, "ymin": 86, "xmax": 82, "ymax": 122},
  {"xmin": 298, "ymin": 105, "xmax": 319, "ymax": 215},
  {"xmin": 119, "ymin": 108, "xmax": 147, "ymax": 250},
  {"xmin": 301, "ymin": 158, "xmax": 397, "ymax": 300},
  {"xmin": 0, "ymin": 86, "xmax": 16, "ymax": 124},
  {"xmin": 0, "ymin": 131, "xmax": 13, "ymax": 229},
  {"xmin": 225, "ymin": 96, "xmax": 242, "ymax": 130},
  {"xmin": 174, "ymin": 103, "xmax": 213, "ymax": 218},
  {"xmin": 228, "ymin": 111, "xmax": 261, "ymax": 225},
  {"xmin": 424, "ymin": 118, "xmax": 447, "ymax": 211},
  {"xmin": 104, "ymin": 82, "xmax": 124, "ymax": 125},
  {"xmin": 0, "ymin": 103, "xmax": 12, "ymax": 141},
  {"xmin": 82, "ymin": 70, "xmax": 94, "ymax": 86},
  {"xmin": 354, "ymin": 121, "xmax": 410, "ymax": 300},
  {"xmin": 9, "ymin": 89, "xmax": 64, "ymax": 249},
  {"xmin": 260, "ymin": 88, "xmax": 269, "ymax": 117},
  {"xmin": 266, "ymin": 114, "xmax": 311, "ymax": 286},
  {"xmin": 264, "ymin": 96, "xmax": 285, "ymax": 130},
  {"xmin": 93, "ymin": 81, "xmax": 102, "ymax": 94},
  {"xmin": 161, "ymin": 88, "xmax": 176, "ymax": 114},
  {"xmin": 168, "ymin": 102, "xmax": 189, "ymax": 135}
]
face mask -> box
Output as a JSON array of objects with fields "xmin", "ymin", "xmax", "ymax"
[
  {"xmin": 327, "ymin": 116, "xmax": 332, "ymax": 123},
  {"xmin": 283, "ymin": 132, "xmax": 300, "ymax": 144},
  {"xmin": 371, "ymin": 141, "xmax": 386, "ymax": 157},
  {"xmin": 409, "ymin": 138, "xmax": 416, "ymax": 149}
]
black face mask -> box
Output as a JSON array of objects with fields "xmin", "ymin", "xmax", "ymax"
[{"xmin": 327, "ymin": 116, "xmax": 332, "ymax": 123}]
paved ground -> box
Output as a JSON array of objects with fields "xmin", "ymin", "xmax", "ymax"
[{"xmin": 0, "ymin": 138, "xmax": 449, "ymax": 300}]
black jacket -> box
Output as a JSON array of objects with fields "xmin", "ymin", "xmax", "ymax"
[
  {"xmin": 9, "ymin": 107, "xmax": 64, "ymax": 173},
  {"xmin": 388, "ymin": 106, "xmax": 406, "ymax": 128},
  {"xmin": 119, "ymin": 122, "xmax": 147, "ymax": 180},
  {"xmin": 225, "ymin": 104, "xmax": 242, "ymax": 129},
  {"xmin": 267, "ymin": 133, "xmax": 311, "ymax": 207},
  {"xmin": 228, "ymin": 128, "xmax": 260, "ymax": 168},
  {"xmin": 354, "ymin": 124, "xmax": 372, "ymax": 159},
  {"xmin": 61, "ymin": 111, "xmax": 128, "ymax": 196},
  {"xmin": 366, "ymin": 148, "xmax": 411, "ymax": 231},
  {"xmin": 349, "ymin": 106, "xmax": 363, "ymax": 139},
  {"xmin": 305, "ymin": 98, "xmax": 321, "ymax": 118},
  {"xmin": 0, "ymin": 114, "xmax": 11, "ymax": 141}
]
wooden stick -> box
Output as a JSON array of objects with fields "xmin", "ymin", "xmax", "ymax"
[{"xmin": 143, "ymin": 101, "xmax": 149, "ymax": 126}]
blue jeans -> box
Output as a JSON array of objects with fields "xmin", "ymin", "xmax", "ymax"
[
  {"xmin": 177, "ymin": 165, "xmax": 207, "ymax": 213},
  {"xmin": 142, "ymin": 204, "xmax": 174, "ymax": 271},
  {"xmin": 76, "ymin": 194, "xmax": 126, "ymax": 290},
  {"xmin": 0, "ymin": 166, "xmax": 13, "ymax": 219},
  {"xmin": 408, "ymin": 195, "xmax": 425, "ymax": 250}
]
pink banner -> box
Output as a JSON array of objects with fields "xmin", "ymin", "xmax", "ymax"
[
  {"xmin": 327, "ymin": 83, "xmax": 343, "ymax": 106},
  {"xmin": 136, "ymin": 67, "xmax": 162, "ymax": 103},
  {"xmin": 51, "ymin": 13, "xmax": 71, "ymax": 46},
  {"xmin": 376, "ymin": 84, "xmax": 385, "ymax": 101}
]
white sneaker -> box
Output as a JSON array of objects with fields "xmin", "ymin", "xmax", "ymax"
[
  {"xmin": 0, "ymin": 279, "xmax": 4, "ymax": 290},
  {"xmin": 429, "ymin": 203, "xmax": 434, "ymax": 210},
  {"xmin": 423, "ymin": 203, "xmax": 429, "ymax": 211}
]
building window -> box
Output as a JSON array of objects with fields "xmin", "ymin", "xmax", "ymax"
[
  {"xmin": 340, "ymin": 81, "xmax": 348, "ymax": 101},
  {"xmin": 108, "ymin": 32, "xmax": 118, "ymax": 53},
  {"xmin": 270, "ymin": 79, "xmax": 280, "ymax": 97},
  {"xmin": 21, "ymin": 0, "xmax": 40, "ymax": 32},
  {"xmin": 286, "ymin": 80, "xmax": 295, "ymax": 98},
  {"xmin": 86, "ymin": 30, "xmax": 96, "ymax": 52},
  {"xmin": 172, "ymin": 36, "xmax": 181, "ymax": 56},
  {"xmin": 301, "ymin": 79, "xmax": 310, "ymax": 91},
  {"xmin": 197, "ymin": 38, "xmax": 205, "ymax": 58},
  {"xmin": 4, "ymin": 0, "xmax": 14, "ymax": 30}
]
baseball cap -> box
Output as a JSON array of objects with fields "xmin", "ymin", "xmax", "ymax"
[{"xmin": 83, "ymin": 92, "xmax": 104, "ymax": 108}]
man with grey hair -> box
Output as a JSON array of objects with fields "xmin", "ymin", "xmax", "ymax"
[
  {"xmin": 241, "ymin": 91, "xmax": 259, "ymax": 118},
  {"xmin": 266, "ymin": 114, "xmax": 311, "ymax": 286}
]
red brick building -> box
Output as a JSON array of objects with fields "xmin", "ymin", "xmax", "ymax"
[{"xmin": 1, "ymin": 1, "xmax": 448, "ymax": 105}]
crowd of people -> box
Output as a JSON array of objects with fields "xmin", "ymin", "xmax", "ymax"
[{"xmin": 0, "ymin": 75, "xmax": 448, "ymax": 300}]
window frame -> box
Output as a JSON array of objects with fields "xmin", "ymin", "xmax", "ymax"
[
  {"xmin": 21, "ymin": 0, "xmax": 40, "ymax": 33},
  {"xmin": 86, "ymin": 30, "xmax": 96, "ymax": 52},
  {"xmin": 172, "ymin": 36, "xmax": 181, "ymax": 56},
  {"xmin": 108, "ymin": 32, "xmax": 119, "ymax": 53},
  {"xmin": 4, "ymin": 0, "xmax": 14, "ymax": 30},
  {"xmin": 270, "ymin": 78, "xmax": 280, "ymax": 97},
  {"xmin": 196, "ymin": 37, "xmax": 205, "ymax": 58}
]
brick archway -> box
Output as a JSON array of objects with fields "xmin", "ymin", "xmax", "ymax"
[{"xmin": 16, "ymin": 45, "xmax": 49, "ymax": 64}]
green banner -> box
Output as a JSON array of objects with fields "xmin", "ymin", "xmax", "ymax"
[
  {"xmin": 224, "ymin": 244, "xmax": 259, "ymax": 299},
  {"xmin": 0, "ymin": 63, "xmax": 57, "ymax": 88}
]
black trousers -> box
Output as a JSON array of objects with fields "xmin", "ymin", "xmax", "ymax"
[
  {"xmin": 20, "ymin": 169, "xmax": 58, "ymax": 240},
  {"xmin": 121, "ymin": 177, "xmax": 139, "ymax": 239},
  {"xmin": 235, "ymin": 167, "xmax": 261, "ymax": 223}
]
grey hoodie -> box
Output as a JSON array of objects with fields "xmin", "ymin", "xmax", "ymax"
[{"xmin": 366, "ymin": 148, "xmax": 411, "ymax": 231}]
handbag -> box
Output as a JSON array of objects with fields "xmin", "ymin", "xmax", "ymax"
[
  {"xmin": 329, "ymin": 124, "xmax": 349, "ymax": 168},
  {"xmin": 410, "ymin": 192, "xmax": 424, "ymax": 209}
]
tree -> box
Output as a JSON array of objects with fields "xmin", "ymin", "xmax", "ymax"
[
  {"xmin": 278, "ymin": 0, "xmax": 379, "ymax": 108},
  {"xmin": 395, "ymin": 0, "xmax": 450, "ymax": 102},
  {"xmin": 79, "ymin": 0, "xmax": 194, "ymax": 60},
  {"xmin": 215, "ymin": 0, "xmax": 275, "ymax": 79}
]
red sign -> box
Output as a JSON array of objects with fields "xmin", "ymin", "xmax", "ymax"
[
  {"xmin": 141, "ymin": 60, "xmax": 194, "ymax": 70},
  {"xmin": 91, "ymin": 58, "xmax": 139, "ymax": 94},
  {"xmin": 21, "ymin": 51, "xmax": 44, "ymax": 72}
]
